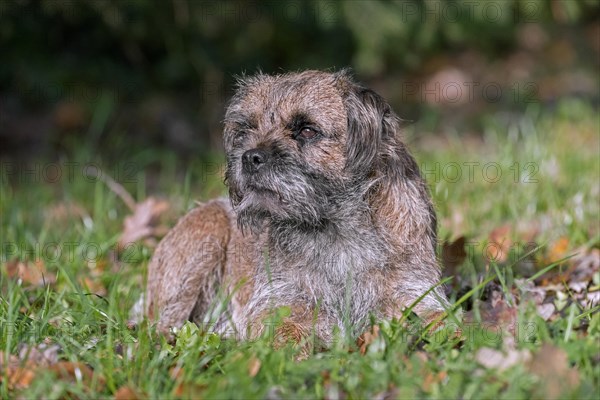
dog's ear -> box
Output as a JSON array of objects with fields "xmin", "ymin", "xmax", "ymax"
[{"xmin": 335, "ymin": 72, "xmax": 399, "ymax": 176}]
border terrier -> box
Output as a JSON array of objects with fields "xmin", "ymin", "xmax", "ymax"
[{"xmin": 143, "ymin": 70, "xmax": 449, "ymax": 348}]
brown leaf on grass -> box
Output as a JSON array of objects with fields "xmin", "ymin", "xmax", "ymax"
[
  {"xmin": 373, "ymin": 385, "xmax": 400, "ymax": 400},
  {"xmin": 536, "ymin": 303, "xmax": 556, "ymax": 321},
  {"xmin": 475, "ymin": 347, "xmax": 531, "ymax": 371},
  {"xmin": 538, "ymin": 246, "xmax": 598, "ymax": 289},
  {"xmin": 169, "ymin": 365, "xmax": 206, "ymax": 397},
  {"xmin": 321, "ymin": 370, "xmax": 331, "ymax": 385},
  {"xmin": 0, "ymin": 351, "xmax": 20, "ymax": 371},
  {"xmin": 582, "ymin": 291, "xmax": 600, "ymax": 308},
  {"xmin": 1, "ymin": 342, "xmax": 60, "ymax": 390},
  {"xmin": 356, "ymin": 325, "xmax": 380, "ymax": 355},
  {"xmin": 516, "ymin": 220, "xmax": 540, "ymax": 244},
  {"xmin": 172, "ymin": 381, "xmax": 206, "ymax": 398},
  {"xmin": 528, "ymin": 343, "xmax": 580, "ymax": 400},
  {"xmin": 422, "ymin": 370, "xmax": 448, "ymax": 393},
  {"xmin": 18, "ymin": 342, "xmax": 60, "ymax": 367},
  {"xmin": 114, "ymin": 385, "xmax": 145, "ymax": 400},
  {"xmin": 464, "ymin": 297, "xmax": 518, "ymax": 337},
  {"xmin": 5, "ymin": 259, "xmax": 56, "ymax": 287},
  {"xmin": 546, "ymin": 237, "xmax": 570, "ymax": 263},
  {"xmin": 54, "ymin": 101, "xmax": 87, "ymax": 131},
  {"xmin": 248, "ymin": 356, "xmax": 261, "ymax": 377},
  {"xmin": 0, "ymin": 351, "xmax": 35, "ymax": 390},
  {"xmin": 486, "ymin": 225, "xmax": 513, "ymax": 263},
  {"xmin": 2, "ymin": 348, "xmax": 104, "ymax": 391},
  {"xmin": 79, "ymin": 276, "xmax": 107, "ymax": 296},
  {"xmin": 571, "ymin": 248, "xmax": 600, "ymax": 282},
  {"xmin": 118, "ymin": 197, "xmax": 170, "ymax": 250},
  {"xmin": 323, "ymin": 373, "xmax": 343, "ymax": 400},
  {"xmin": 413, "ymin": 350, "xmax": 429, "ymax": 364},
  {"xmin": 481, "ymin": 299, "xmax": 518, "ymax": 331},
  {"xmin": 568, "ymin": 281, "xmax": 588, "ymax": 293},
  {"xmin": 44, "ymin": 201, "xmax": 89, "ymax": 224},
  {"xmin": 48, "ymin": 361, "xmax": 98, "ymax": 384},
  {"xmin": 441, "ymin": 236, "xmax": 467, "ymax": 277},
  {"xmin": 514, "ymin": 279, "xmax": 560, "ymax": 320},
  {"xmin": 44, "ymin": 361, "xmax": 106, "ymax": 392},
  {"xmin": 169, "ymin": 365, "xmax": 183, "ymax": 380},
  {"xmin": 440, "ymin": 208, "xmax": 466, "ymax": 241},
  {"xmin": 5, "ymin": 367, "xmax": 36, "ymax": 390},
  {"xmin": 403, "ymin": 350, "xmax": 442, "ymax": 393},
  {"xmin": 515, "ymin": 278, "xmax": 546, "ymax": 305},
  {"xmin": 88, "ymin": 257, "xmax": 109, "ymax": 276}
]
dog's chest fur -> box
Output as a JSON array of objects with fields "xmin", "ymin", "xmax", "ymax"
[{"xmin": 241, "ymin": 212, "xmax": 391, "ymax": 334}]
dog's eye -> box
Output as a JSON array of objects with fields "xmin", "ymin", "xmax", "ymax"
[{"xmin": 296, "ymin": 127, "xmax": 319, "ymax": 141}]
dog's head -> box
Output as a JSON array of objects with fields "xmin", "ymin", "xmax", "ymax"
[{"xmin": 223, "ymin": 70, "xmax": 404, "ymax": 232}]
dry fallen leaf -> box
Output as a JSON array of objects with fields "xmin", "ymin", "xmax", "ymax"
[
  {"xmin": 118, "ymin": 197, "xmax": 170, "ymax": 250},
  {"xmin": 0, "ymin": 351, "xmax": 36, "ymax": 390},
  {"xmin": 114, "ymin": 385, "xmax": 144, "ymax": 400},
  {"xmin": 571, "ymin": 248, "xmax": 600, "ymax": 282},
  {"xmin": 582, "ymin": 291, "xmax": 600, "ymax": 308},
  {"xmin": 464, "ymin": 296, "xmax": 519, "ymax": 338},
  {"xmin": 88, "ymin": 257, "xmax": 109, "ymax": 276},
  {"xmin": 516, "ymin": 220, "xmax": 540, "ymax": 243},
  {"xmin": 18, "ymin": 342, "xmax": 60, "ymax": 367},
  {"xmin": 441, "ymin": 208, "xmax": 466, "ymax": 239},
  {"xmin": 248, "ymin": 356, "xmax": 261, "ymax": 377},
  {"xmin": 79, "ymin": 276, "xmax": 107, "ymax": 296},
  {"xmin": 5, "ymin": 259, "xmax": 56, "ymax": 287},
  {"xmin": 486, "ymin": 225, "xmax": 513, "ymax": 263},
  {"xmin": 515, "ymin": 278, "xmax": 546, "ymax": 305},
  {"xmin": 47, "ymin": 361, "xmax": 102, "ymax": 387},
  {"xmin": 356, "ymin": 325, "xmax": 380, "ymax": 355},
  {"xmin": 54, "ymin": 101, "xmax": 87, "ymax": 131},
  {"xmin": 536, "ymin": 247, "xmax": 598, "ymax": 302},
  {"xmin": 169, "ymin": 365, "xmax": 183, "ymax": 380},
  {"xmin": 373, "ymin": 385, "xmax": 400, "ymax": 400},
  {"xmin": 413, "ymin": 351, "xmax": 429, "ymax": 364},
  {"xmin": 1, "ymin": 348, "xmax": 105, "ymax": 392},
  {"xmin": 536, "ymin": 303, "xmax": 556, "ymax": 321},
  {"xmin": 568, "ymin": 281, "xmax": 588, "ymax": 293},
  {"xmin": 0, "ymin": 351, "xmax": 20, "ymax": 372},
  {"xmin": 441, "ymin": 236, "xmax": 467, "ymax": 277},
  {"xmin": 5, "ymin": 367, "xmax": 36, "ymax": 390},
  {"xmin": 422, "ymin": 370, "xmax": 448, "ymax": 392},
  {"xmin": 169, "ymin": 365, "xmax": 205, "ymax": 397},
  {"xmin": 546, "ymin": 237, "xmax": 570, "ymax": 263},
  {"xmin": 475, "ymin": 347, "xmax": 531, "ymax": 371},
  {"xmin": 528, "ymin": 343, "xmax": 580, "ymax": 400},
  {"xmin": 172, "ymin": 381, "xmax": 206, "ymax": 398},
  {"xmin": 44, "ymin": 201, "xmax": 89, "ymax": 224}
]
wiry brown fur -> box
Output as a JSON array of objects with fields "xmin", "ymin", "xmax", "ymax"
[{"xmin": 143, "ymin": 70, "xmax": 449, "ymax": 348}]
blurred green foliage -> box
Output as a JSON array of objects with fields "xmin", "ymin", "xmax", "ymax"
[
  {"xmin": 1, "ymin": 0, "xmax": 598, "ymax": 158},
  {"xmin": 2, "ymin": 0, "xmax": 598, "ymax": 104}
]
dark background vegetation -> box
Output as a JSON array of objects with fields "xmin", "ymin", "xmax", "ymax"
[
  {"xmin": 1, "ymin": 0, "xmax": 598, "ymax": 161},
  {"xmin": 1, "ymin": 2, "xmax": 599, "ymax": 398}
]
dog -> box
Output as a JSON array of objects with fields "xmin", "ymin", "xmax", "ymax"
[{"xmin": 143, "ymin": 70, "xmax": 449, "ymax": 350}]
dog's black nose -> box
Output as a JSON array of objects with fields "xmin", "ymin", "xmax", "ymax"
[{"xmin": 242, "ymin": 148, "xmax": 269, "ymax": 173}]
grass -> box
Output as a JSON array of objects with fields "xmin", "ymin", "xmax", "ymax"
[{"xmin": 1, "ymin": 98, "xmax": 599, "ymax": 399}]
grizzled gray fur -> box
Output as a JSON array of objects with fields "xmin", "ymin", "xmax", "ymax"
[{"xmin": 142, "ymin": 70, "xmax": 449, "ymax": 352}]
